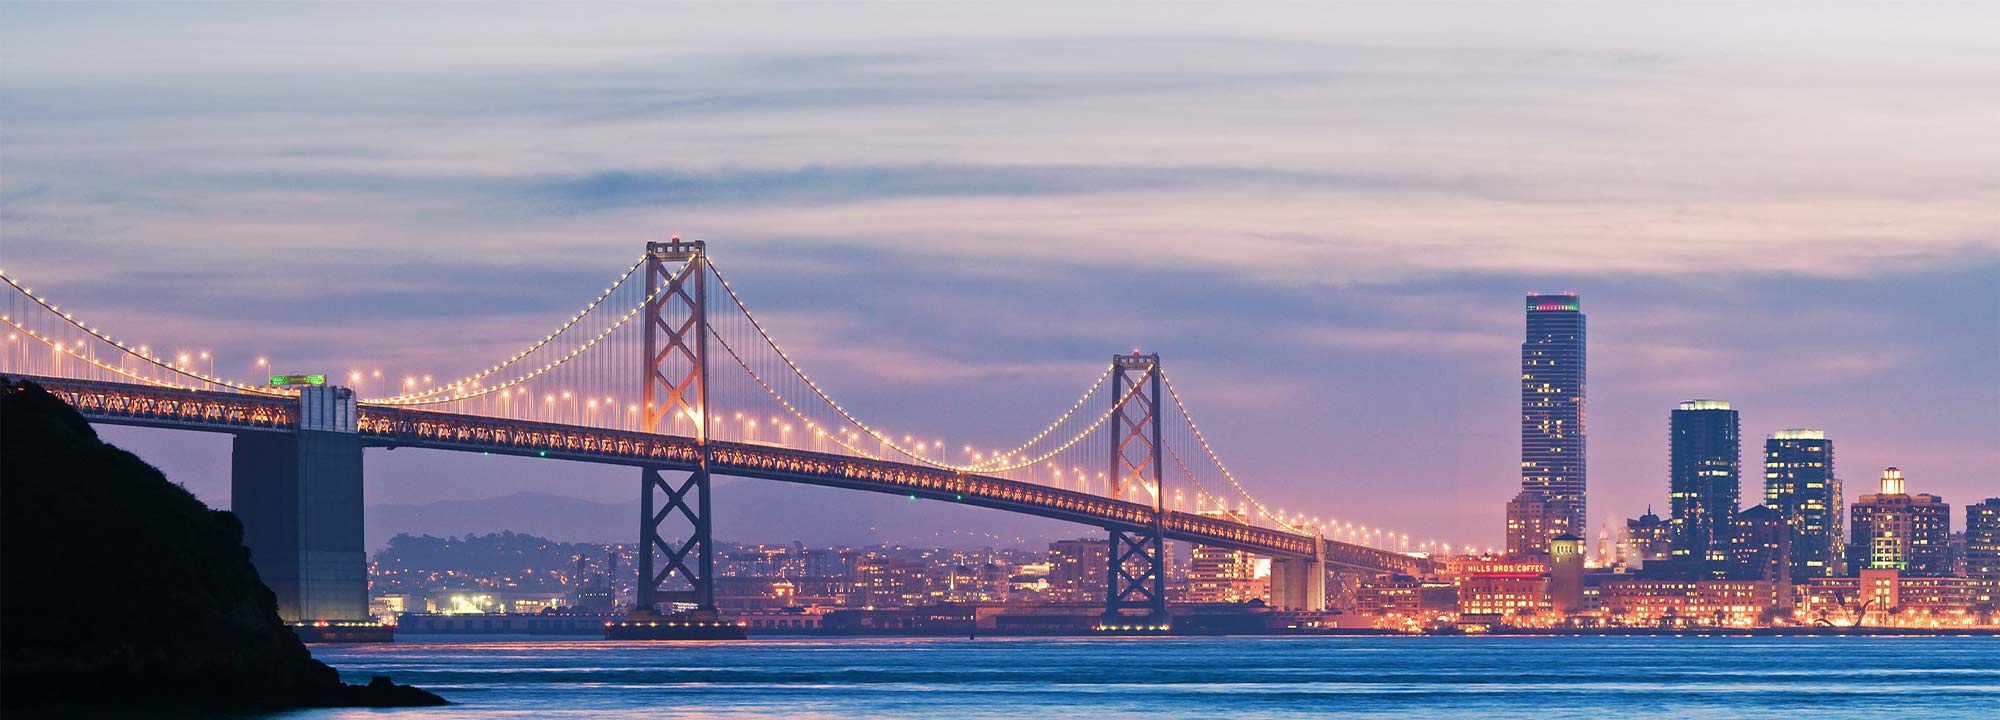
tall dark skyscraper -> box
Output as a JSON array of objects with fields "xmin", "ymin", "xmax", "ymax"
[
  {"xmin": 1967, "ymin": 498, "xmax": 2000, "ymax": 595},
  {"xmin": 1763, "ymin": 429, "xmax": 1842, "ymax": 580},
  {"xmin": 1669, "ymin": 400, "xmax": 1740, "ymax": 570},
  {"xmin": 1508, "ymin": 293, "xmax": 1585, "ymax": 557}
]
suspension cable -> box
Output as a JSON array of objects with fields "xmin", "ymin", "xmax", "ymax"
[
  {"xmin": 362, "ymin": 260, "xmax": 684, "ymax": 405},
  {"xmin": 708, "ymin": 261, "xmax": 1124, "ymax": 473},
  {"xmin": 381, "ymin": 255, "xmax": 649, "ymax": 402},
  {"xmin": 1, "ymin": 270, "xmax": 290, "ymax": 395}
]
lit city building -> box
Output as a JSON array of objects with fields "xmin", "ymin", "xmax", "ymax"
[
  {"xmin": 1356, "ymin": 577, "xmax": 1458, "ymax": 626},
  {"xmin": 1510, "ymin": 292, "xmax": 1586, "ymax": 556},
  {"xmin": 1456, "ymin": 559, "xmax": 1551, "ymax": 619},
  {"xmin": 1763, "ymin": 429, "xmax": 1842, "ymax": 580},
  {"xmin": 1047, "ymin": 538, "xmax": 1109, "ymax": 603},
  {"xmin": 1802, "ymin": 568, "xmax": 1989, "ymax": 628},
  {"xmin": 1548, "ymin": 535, "xmax": 1585, "ymax": 614},
  {"xmin": 1728, "ymin": 505, "xmax": 1792, "ymax": 613},
  {"xmin": 1598, "ymin": 580, "xmax": 1773, "ymax": 627},
  {"xmin": 1619, "ymin": 508, "xmax": 1673, "ymax": 568},
  {"xmin": 1847, "ymin": 467, "xmax": 1952, "ymax": 576},
  {"xmin": 849, "ymin": 555, "xmax": 930, "ymax": 608},
  {"xmin": 1668, "ymin": 400, "xmax": 1741, "ymax": 572},
  {"xmin": 1968, "ymin": 498, "xmax": 2000, "ymax": 598},
  {"xmin": 1185, "ymin": 510, "xmax": 1265, "ymax": 603},
  {"xmin": 1504, "ymin": 491, "xmax": 1552, "ymax": 558}
]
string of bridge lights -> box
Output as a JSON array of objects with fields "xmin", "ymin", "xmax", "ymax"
[
  {"xmin": 710, "ymin": 262, "xmax": 1133, "ymax": 474},
  {"xmin": 379, "ymin": 255, "xmax": 650, "ymax": 403},
  {"xmin": 1, "ymin": 270, "xmax": 292, "ymax": 395},
  {"xmin": 360, "ymin": 262, "xmax": 684, "ymax": 406}
]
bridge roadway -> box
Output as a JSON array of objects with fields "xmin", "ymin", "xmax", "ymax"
[{"xmin": 9, "ymin": 374, "xmax": 1426, "ymax": 575}]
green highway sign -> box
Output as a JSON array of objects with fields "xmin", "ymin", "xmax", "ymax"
[{"xmin": 269, "ymin": 374, "xmax": 327, "ymax": 387}]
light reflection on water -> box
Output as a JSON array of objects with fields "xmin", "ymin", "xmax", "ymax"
[{"xmin": 278, "ymin": 635, "xmax": 2000, "ymax": 719}]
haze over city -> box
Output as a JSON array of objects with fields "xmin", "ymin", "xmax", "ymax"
[{"xmin": 3, "ymin": 2, "xmax": 1995, "ymax": 553}]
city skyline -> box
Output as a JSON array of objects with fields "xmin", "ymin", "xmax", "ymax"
[{"xmin": 3, "ymin": 3, "xmax": 1996, "ymax": 551}]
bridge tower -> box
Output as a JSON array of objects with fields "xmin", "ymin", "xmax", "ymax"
[
  {"xmin": 635, "ymin": 238, "xmax": 717, "ymax": 617},
  {"xmin": 1104, "ymin": 352, "xmax": 1168, "ymax": 623}
]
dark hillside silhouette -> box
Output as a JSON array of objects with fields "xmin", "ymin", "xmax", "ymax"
[{"xmin": 0, "ymin": 379, "xmax": 444, "ymax": 710}]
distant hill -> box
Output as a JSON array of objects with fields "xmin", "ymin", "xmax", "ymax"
[{"xmin": 366, "ymin": 479, "xmax": 1081, "ymax": 551}]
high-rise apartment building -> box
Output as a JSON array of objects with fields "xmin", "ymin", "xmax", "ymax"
[
  {"xmin": 1848, "ymin": 468, "xmax": 1952, "ymax": 577},
  {"xmin": 1966, "ymin": 499, "xmax": 2000, "ymax": 597},
  {"xmin": 1510, "ymin": 293, "xmax": 1586, "ymax": 556},
  {"xmin": 1669, "ymin": 400, "xmax": 1740, "ymax": 570},
  {"xmin": 1763, "ymin": 429, "xmax": 1842, "ymax": 580}
]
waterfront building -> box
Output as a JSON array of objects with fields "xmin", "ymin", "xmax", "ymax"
[
  {"xmin": 1456, "ymin": 559, "xmax": 1552, "ymax": 618},
  {"xmin": 1598, "ymin": 580, "xmax": 1773, "ymax": 627},
  {"xmin": 1669, "ymin": 400, "xmax": 1741, "ymax": 572},
  {"xmin": 1549, "ymin": 535, "xmax": 1585, "ymax": 614},
  {"xmin": 1847, "ymin": 468, "xmax": 1952, "ymax": 576},
  {"xmin": 1801, "ymin": 568, "xmax": 1988, "ymax": 628},
  {"xmin": 1763, "ymin": 429, "xmax": 1843, "ymax": 580},
  {"xmin": 1356, "ymin": 578, "xmax": 1459, "ymax": 625},
  {"xmin": 1968, "ymin": 499, "xmax": 2000, "ymax": 598},
  {"xmin": 1186, "ymin": 510, "xmax": 1265, "ymax": 603},
  {"xmin": 1510, "ymin": 293, "xmax": 1587, "ymax": 556},
  {"xmin": 1047, "ymin": 538, "xmax": 1109, "ymax": 603},
  {"xmin": 1729, "ymin": 505, "xmax": 1793, "ymax": 612}
]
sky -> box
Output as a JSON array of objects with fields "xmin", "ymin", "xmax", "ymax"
[{"xmin": 3, "ymin": 2, "xmax": 1995, "ymax": 551}]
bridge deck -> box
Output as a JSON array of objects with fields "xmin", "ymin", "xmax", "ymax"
[{"xmin": 7, "ymin": 374, "xmax": 1427, "ymax": 574}]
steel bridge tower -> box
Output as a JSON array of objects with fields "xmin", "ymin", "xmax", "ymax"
[
  {"xmin": 635, "ymin": 237, "xmax": 718, "ymax": 619},
  {"xmin": 1104, "ymin": 352, "xmax": 1168, "ymax": 623}
]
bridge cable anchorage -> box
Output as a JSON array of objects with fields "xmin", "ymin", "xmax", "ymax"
[
  {"xmin": 1, "ymin": 271, "xmax": 290, "ymax": 395},
  {"xmin": 360, "ymin": 259, "xmax": 687, "ymax": 406},
  {"xmin": 383, "ymin": 255, "xmax": 650, "ymax": 403},
  {"xmin": 707, "ymin": 261, "xmax": 1144, "ymax": 475},
  {"xmin": 713, "ymin": 322, "xmax": 1155, "ymax": 475}
]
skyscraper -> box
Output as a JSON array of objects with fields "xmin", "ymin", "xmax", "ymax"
[
  {"xmin": 1763, "ymin": 429, "xmax": 1843, "ymax": 580},
  {"xmin": 1669, "ymin": 400, "xmax": 1740, "ymax": 571},
  {"xmin": 1847, "ymin": 468, "xmax": 1952, "ymax": 576},
  {"xmin": 1510, "ymin": 293, "xmax": 1585, "ymax": 556},
  {"xmin": 1966, "ymin": 499, "xmax": 2000, "ymax": 597}
]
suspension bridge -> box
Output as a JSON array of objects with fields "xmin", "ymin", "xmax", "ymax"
[{"xmin": 1, "ymin": 239, "xmax": 1431, "ymax": 629}]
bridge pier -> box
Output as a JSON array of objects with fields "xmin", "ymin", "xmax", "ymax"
[
  {"xmin": 230, "ymin": 386, "xmax": 366, "ymax": 622},
  {"xmin": 1268, "ymin": 555, "xmax": 1327, "ymax": 611}
]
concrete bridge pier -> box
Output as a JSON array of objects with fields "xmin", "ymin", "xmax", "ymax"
[
  {"xmin": 1268, "ymin": 555, "xmax": 1327, "ymax": 611},
  {"xmin": 230, "ymin": 386, "xmax": 366, "ymax": 622}
]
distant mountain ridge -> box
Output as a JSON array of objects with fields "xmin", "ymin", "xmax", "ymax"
[{"xmin": 365, "ymin": 480, "xmax": 1079, "ymax": 551}]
